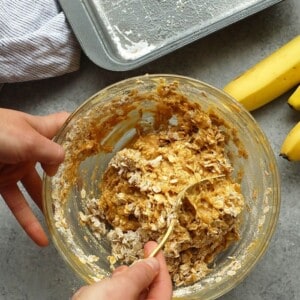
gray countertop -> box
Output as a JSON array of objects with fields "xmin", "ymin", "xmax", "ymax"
[{"xmin": 0, "ymin": 0, "xmax": 299, "ymax": 299}]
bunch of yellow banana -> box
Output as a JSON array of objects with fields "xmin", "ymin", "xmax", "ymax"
[
  {"xmin": 287, "ymin": 85, "xmax": 300, "ymax": 110},
  {"xmin": 280, "ymin": 85, "xmax": 300, "ymax": 161},
  {"xmin": 223, "ymin": 35, "xmax": 300, "ymax": 161},
  {"xmin": 223, "ymin": 35, "xmax": 300, "ymax": 111},
  {"xmin": 280, "ymin": 122, "xmax": 300, "ymax": 161}
]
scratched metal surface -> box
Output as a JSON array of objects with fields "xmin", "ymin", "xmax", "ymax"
[{"xmin": 60, "ymin": 0, "xmax": 282, "ymax": 70}]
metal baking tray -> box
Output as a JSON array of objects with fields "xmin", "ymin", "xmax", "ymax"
[{"xmin": 59, "ymin": 0, "xmax": 282, "ymax": 71}]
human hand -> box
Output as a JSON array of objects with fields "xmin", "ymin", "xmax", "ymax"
[
  {"xmin": 0, "ymin": 108, "xmax": 69, "ymax": 246},
  {"xmin": 72, "ymin": 241, "xmax": 173, "ymax": 300}
]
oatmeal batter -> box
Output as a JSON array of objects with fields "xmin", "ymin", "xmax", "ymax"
[{"xmin": 80, "ymin": 82, "xmax": 246, "ymax": 286}]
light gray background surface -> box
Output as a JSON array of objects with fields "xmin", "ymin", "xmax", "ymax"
[{"xmin": 0, "ymin": 0, "xmax": 300, "ymax": 299}]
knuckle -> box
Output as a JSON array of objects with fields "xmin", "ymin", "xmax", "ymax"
[{"xmin": 22, "ymin": 134, "xmax": 37, "ymax": 154}]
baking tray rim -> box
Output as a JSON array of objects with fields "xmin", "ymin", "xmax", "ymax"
[{"xmin": 59, "ymin": 0, "xmax": 283, "ymax": 71}]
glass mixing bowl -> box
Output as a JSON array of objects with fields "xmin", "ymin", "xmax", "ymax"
[{"xmin": 43, "ymin": 74, "xmax": 280, "ymax": 299}]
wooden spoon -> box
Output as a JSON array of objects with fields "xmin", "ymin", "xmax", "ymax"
[{"xmin": 148, "ymin": 175, "xmax": 225, "ymax": 257}]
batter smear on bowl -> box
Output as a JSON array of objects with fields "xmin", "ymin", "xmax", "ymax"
[{"xmin": 80, "ymin": 81, "xmax": 246, "ymax": 287}]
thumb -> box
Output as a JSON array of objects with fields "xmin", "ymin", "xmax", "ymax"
[
  {"xmin": 72, "ymin": 257, "xmax": 160, "ymax": 300},
  {"xmin": 27, "ymin": 132, "xmax": 65, "ymax": 166},
  {"xmin": 25, "ymin": 112, "xmax": 69, "ymax": 166},
  {"xmin": 118, "ymin": 257, "xmax": 160, "ymax": 293},
  {"xmin": 26, "ymin": 111, "xmax": 70, "ymax": 139}
]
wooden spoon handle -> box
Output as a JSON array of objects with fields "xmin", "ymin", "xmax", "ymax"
[{"xmin": 148, "ymin": 219, "xmax": 176, "ymax": 257}]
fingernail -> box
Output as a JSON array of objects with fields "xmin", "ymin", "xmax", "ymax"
[{"xmin": 144, "ymin": 257, "xmax": 160, "ymax": 273}]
